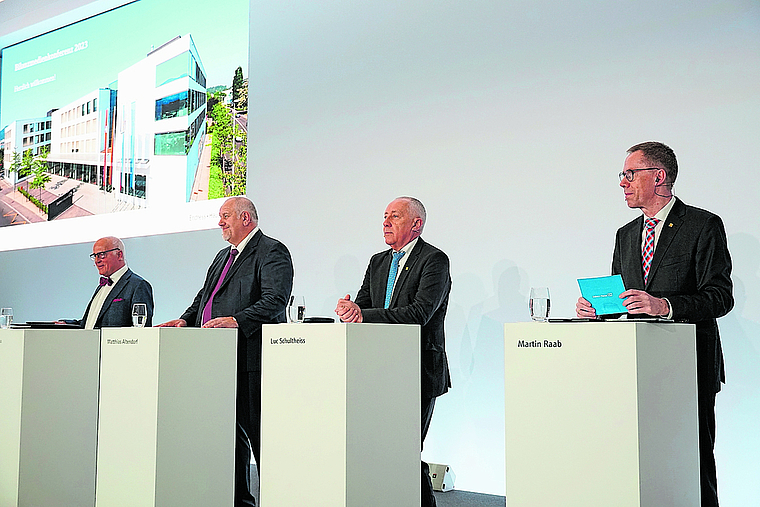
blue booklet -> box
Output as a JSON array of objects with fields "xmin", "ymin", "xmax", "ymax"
[{"xmin": 577, "ymin": 275, "xmax": 627, "ymax": 316}]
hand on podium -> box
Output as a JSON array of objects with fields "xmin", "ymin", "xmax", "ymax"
[
  {"xmin": 156, "ymin": 318, "xmax": 188, "ymax": 327},
  {"xmin": 335, "ymin": 295, "xmax": 363, "ymax": 323},
  {"xmin": 576, "ymin": 297, "xmax": 597, "ymax": 319},
  {"xmin": 619, "ymin": 289, "xmax": 670, "ymax": 316}
]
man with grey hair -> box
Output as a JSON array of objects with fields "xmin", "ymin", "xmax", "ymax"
[
  {"xmin": 336, "ymin": 196, "xmax": 451, "ymax": 507},
  {"xmin": 66, "ymin": 235, "xmax": 154, "ymax": 329},
  {"xmin": 577, "ymin": 142, "xmax": 733, "ymax": 506},
  {"xmin": 159, "ymin": 196, "xmax": 293, "ymax": 507}
]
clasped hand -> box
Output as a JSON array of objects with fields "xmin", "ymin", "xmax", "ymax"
[{"xmin": 335, "ymin": 295, "xmax": 362, "ymax": 323}]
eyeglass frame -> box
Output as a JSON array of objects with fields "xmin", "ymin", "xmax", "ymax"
[
  {"xmin": 618, "ymin": 167, "xmax": 661, "ymax": 182},
  {"xmin": 90, "ymin": 248, "xmax": 121, "ymax": 261}
]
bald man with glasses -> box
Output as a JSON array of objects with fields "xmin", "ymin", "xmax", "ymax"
[{"xmin": 63, "ymin": 236, "xmax": 154, "ymax": 329}]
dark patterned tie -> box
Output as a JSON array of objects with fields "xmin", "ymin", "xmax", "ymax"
[
  {"xmin": 202, "ymin": 248, "xmax": 238, "ymax": 324},
  {"xmin": 99, "ymin": 276, "xmax": 113, "ymax": 286},
  {"xmin": 384, "ymin": 251, "xmax": 405, "ymax": 309},
  {"xmin": 642, "ymin": 218, "xmax": 659, "ymax": 284}
]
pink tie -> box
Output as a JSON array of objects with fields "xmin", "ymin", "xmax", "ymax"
[
  {"xmin": 202, "ymin": 248, "xmax": 238, "ymax": 325},
  {"xmin": 642, "ymin": 218, "xmax": 659, "ymax": 284}
]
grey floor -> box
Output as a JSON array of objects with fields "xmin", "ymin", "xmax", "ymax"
[
  {"xmin": 251, "ymin": 465, "xmax": 506, "ymax": 506},
  {"xmin": 433, "ymin": 489, "xmax": 506, "ymax": 507}
]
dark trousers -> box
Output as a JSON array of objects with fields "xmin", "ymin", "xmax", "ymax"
[
  {"xmin": 421, "ymin": 396, "xmax": 437, "ymax": 507},
  {"xmin": 699, "ymin": 390, "xmax": 719, "ymax": 507},
  {"xmin": 235, "ymin": 371, "xmax": 261, "ymax": 507}
]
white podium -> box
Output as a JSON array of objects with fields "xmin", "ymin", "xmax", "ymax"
[
  {"xmin": 0, "ymin": 328, "xmax": 100, "ymax": 507},
  {"xmin": 96, "ymin": 328, "xmax": 238, "ymax": 507},
  {"xmin": 504, "ymin": 322, "xmax": 700, "ymax": 506},
  {"xmin": 261, "ymin": 323, "xmax": 421, "ymax": 506}
]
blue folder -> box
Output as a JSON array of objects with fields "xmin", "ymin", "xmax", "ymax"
[{"xmin": 577, "ymin": 275, "xmax": 627, "ymax": 316}]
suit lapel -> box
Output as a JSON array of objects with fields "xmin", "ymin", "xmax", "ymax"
[
  {"xmin": 81, "ymin": 286, "xmax": 100, "ymax": 324},
  {"xmin": 388, "ymin": 238, "xmax": 424, "ymax": 308},
  {"xmin": 373, "ymin": 251, "xmax": 392, "ymax": 306},
  {"xmin": 212, "ymin": 230, "xmax": 262, "ymax": 294},
  {"xmin": 646, "ymin": 198, "xmax": 685, "ymax": 289},
  {"xmin": 626, "ymin": 217, "xmax": 646, "ymax": 288},
  {"xmin": 97, "ymin": 269, "xmax": 131, "ymax": 324}
]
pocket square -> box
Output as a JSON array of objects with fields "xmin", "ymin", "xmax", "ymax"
[{"xmin": 112, "ymin": 298, "xmax": 124, "ymax": 302}]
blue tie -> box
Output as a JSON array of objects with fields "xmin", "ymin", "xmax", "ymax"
[{"xmin": 384, "ymin": 251, "xmax": 405, "ymax": 309}]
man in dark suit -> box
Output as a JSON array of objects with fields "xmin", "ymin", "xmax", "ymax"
[
  {"xmin": 67, "ymin": 236, "xmax": 154, "ymax": 329},
  {"xmin": 336, "ymin": 196, "xmax": 451, "ymax": 507},
  {"xmin": 577, "ymin": 142, "xmax": 733, "ymax": 506},
  {"xmin": 158, "ymin": 196, "xmax": 293, "ymax": 507}
]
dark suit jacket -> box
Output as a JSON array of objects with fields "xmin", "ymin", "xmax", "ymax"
[
  {"xmin": 355, "ymin": 238, "xmax": 452, "ymax": 399},
  {"xmin": 80, "ymin": 268, "xmax": 154, "ymax": 328},
  {"xmin": 612, "ymin": 197, "xmax": 733, "ymax": 394},
  {"xmin": 180, "ymin": 229, "xmax": 293, "ymax": 373}
]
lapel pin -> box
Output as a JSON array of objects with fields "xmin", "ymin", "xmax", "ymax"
[{"xmin": 668, "ymin": 223, "xmax": 673, "ymax": 227}]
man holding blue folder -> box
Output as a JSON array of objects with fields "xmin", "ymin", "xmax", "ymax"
[{"xmin": 576, "ymin": 141, "xmax": 733, "ymax": 507}]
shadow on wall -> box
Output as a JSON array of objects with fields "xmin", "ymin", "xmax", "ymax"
[
  {"xmin": 715, "ymin": 233, "xmax": 760, "ymax": 505},
  {"xmin": 431, "ymin": 259, "xmax": 528, "ymax": 490}
]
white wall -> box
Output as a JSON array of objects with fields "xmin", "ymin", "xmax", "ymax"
[
  {"xmin": 248, "ymin": 0, "xmax": 760, "ymax": 501},
  {"xmin": 2, "ymin": 0, "xmax": 759, "ymax": 503}
]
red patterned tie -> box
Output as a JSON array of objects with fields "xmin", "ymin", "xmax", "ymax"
[{"xmin": 642, "ymin": 218, "xmax": 659, "ymax": 284}]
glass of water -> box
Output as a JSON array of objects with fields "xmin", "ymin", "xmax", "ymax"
[
  {"xmin": 132, "ymin": 303, "xmax": 147, "ymax": 328},
  {"xmin": 529, "ymin": 287, "xmax": 550, "ymax": 322},
  {"xmin": 287, "ymin": 295, "xmax": 306, "ymax": 323},
  {"xmin": 0, "ymin": 307, "xmax": 13, "ymax": 329}
]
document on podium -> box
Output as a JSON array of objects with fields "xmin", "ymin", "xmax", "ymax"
[{"xmin": 577, "ymin": 275, "xmax": 627, "ymax": 316}]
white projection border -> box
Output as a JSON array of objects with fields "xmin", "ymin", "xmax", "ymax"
[
  {"xmin": 0, "ymin": 199, "xmax": 220, "ymax": 251},
  {"xmin": 0, "ymin": 0, "xmax": 249, "ymax": 252}
]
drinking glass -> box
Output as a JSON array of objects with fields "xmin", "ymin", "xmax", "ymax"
[
  {"xmin": 132, "ymin": 303, "xmax": 147, "ymax": 328},
  {"xmin": 0, "ymin": 308, "xmax": 13, "ymax": 329},
  {"xmin": 288, "ymin": 296, "xmax": 306, "ymax": 323},
  {"xmin": 529, "ymin": 287, "xmax": 550, "ymax": 322}
]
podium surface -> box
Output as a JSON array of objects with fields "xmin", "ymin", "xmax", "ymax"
[
  {"xmin": 261, "ymin": 323, "xmax": 421, "ymax": 507},
  {"xmin": 96, "ymin": 327, "xmax": 237, "ymax": 507},
  {"xmin": 504, "ymin": 322, "xmax": 700, "ymax": 506},
  {"xmin": 0, "ymin": 328, "xmax": 100, "ymax": 507}
]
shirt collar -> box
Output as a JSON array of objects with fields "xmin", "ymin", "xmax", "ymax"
[
  {"xmin": 108, "ymin": 264, "xmax": 129, "ymax": 285},
  {"xmin": 233, "ymin": 226, "xmax": 259, "ymax": 253},
  {"xmin": 395, "ymin": 237, "xmax": 419, "ymax": 257},
  {"xmin": 646, "ymin": 196, "xmax": 676, "ymax": 223}
]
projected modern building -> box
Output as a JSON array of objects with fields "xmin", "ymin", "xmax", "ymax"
[
  {"xmin": 42, "ymin": 34, "xmax": 207, "ymax": 209},
  {"xmin": 47, "ymin": 89, "xmax": 117, "ymax": 187},
  {"xmin": 1, "ymin": 116, "xmax": 52, "ymax": 184},
  {"xmin": 113, "ymin": 34, "xmax": 207, "ymax": 208}
]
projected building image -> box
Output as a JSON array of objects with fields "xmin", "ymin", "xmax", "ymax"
[
  {"xmin": 25, "ymin": 35, "xmax": 207, "ymax": 213},
  {"xmin": 0, "ymin": 32, "xmax": 245, "ymax": 226},
  {"xmin": 47, "ymin": 88, "xmax": 117, "ymax": 205},
  {"xmin": 114, "ymin": 34, "xmax": 208, "ymax": 209},
  {"xmin": 2, "ymin": 116, "xmax": 53, "ymax": 180}
]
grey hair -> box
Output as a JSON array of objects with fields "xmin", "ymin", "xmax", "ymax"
[
  {"xmin": 229, "ymin": 196, "xmax": 259, "ymax": 223},
  {"xmin": 101, "ymin": 236, "xmax": 125, "ymax": 257},
  {"xmin": 397, "ymin": 196, "xmax": 426, "ymax": 233}
]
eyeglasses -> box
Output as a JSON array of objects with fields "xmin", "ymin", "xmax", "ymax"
[
  {"xmin": 618, "ymin": 167, "xmax": 659, "ymax": 182},
  {"xmin": 90, "ymin": 248, "xmax": 120, "ymax": 260}
]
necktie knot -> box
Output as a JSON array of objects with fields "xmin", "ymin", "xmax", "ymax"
[
  {"xmin": 99, "ymin": 276, "xmax": 113, "ymax": 287},
  {"xmin": 645, "ymin": 217, "xmax": 659, "ymax": 230},
  {"xmin": 230, "ymin": 248, "xmax": 239, "ymax": 258},
  {"xmin": 392, "ymin": 251, "xmax": 405, "ymax": 262}
]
